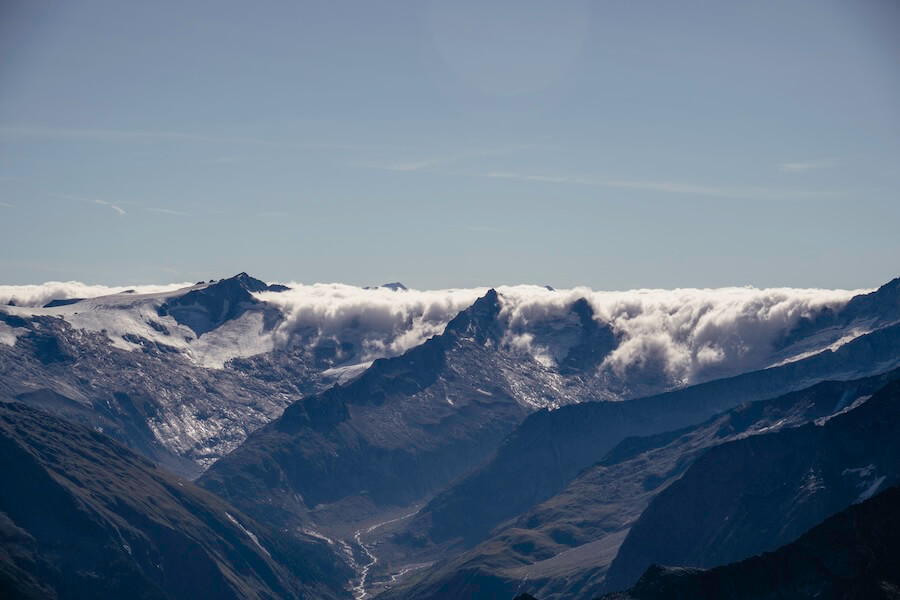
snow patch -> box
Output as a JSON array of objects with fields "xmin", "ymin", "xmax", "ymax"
[
  {"xmin": 321, "ymin": 361, "xmax": 374, "ymax": 385},
  {"xmin": 815, "ymin": 395, "xmax": 872, "ymax": 426},
  {"xmin": 225, "ymin": 512, "xmax": 271, "ymax": 558},
  {"xmin": 769, "ymin": 327, "xmax": 874, "ymax": 368},
  {"xmin": 843, "ymin": 464, "xmax": 886, "ymax": 503},
  {"xmin": 300, "ymin": 528, "xmax": 335, "ymax": 545}
]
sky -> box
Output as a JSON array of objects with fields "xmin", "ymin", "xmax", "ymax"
[{"xmin": 0, "ymin": 0, "xmax": 898, "ymax": 290}]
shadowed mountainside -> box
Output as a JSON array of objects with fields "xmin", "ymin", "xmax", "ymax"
[
  {"xmin": 0, "ymin": 401, "xmax": 350, "ymax": 600},
  {"xmin": 375, "ymin": 369, "xmax": 900, "ymax": 600},
  {"xmin": 603, "ymin": 378, "xmax": 900, "ymax": 592},
  {"xmin": 600, "ymin": 485, "xmax": 900, "ymax": 600}
]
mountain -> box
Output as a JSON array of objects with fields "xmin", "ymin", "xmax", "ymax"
[
  {"xmin": 198, "ymin": 290, "xmax": 577, "ymax": 528},
  {"xmin": 0, "ymin": 277, "xmax": 311, "ymax": 477},
  {"xmin": 778, "ymin": 276, "xmax": 900, "ymax": 352},
  {"xmin": 156, "ymin": 272, "xmax": 285, "ymax": 336},
  {"xmin": 2, "ymin": 275, "xmax": 898, "ymax": 598},
  {"xmin": 373, "ymin": 368, "xmax": 900, "ymax": 600},
  {"xmin": 2, "ymin": 276, "xmax": 894, "ymax": 479},
  {"xmin": 0, "ymin": 401, "xmax": 349, "ymax": 600},
  {"xmin": 602, "ymin": 377, "xmax": 900, "ymax": 592},
  {"xmin": 600, "ymin": 485, "xmax": 900, "ymax": 600},
  {"xmin": 0, "ymin": 274, "xmax": 466, "ymax": 475},
  {"xmin": 404, "ymin": 321, "xmax": 900, "ymax": 554}
]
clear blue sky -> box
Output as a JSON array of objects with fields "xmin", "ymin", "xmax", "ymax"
[{"xmin": 1, "ymin": 0, "xmax": 898, "ymax": 289}]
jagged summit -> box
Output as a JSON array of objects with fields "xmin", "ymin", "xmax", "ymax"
[{"xmin": 443, "ymin": 288, "xmax": 502, "ymax": 342}]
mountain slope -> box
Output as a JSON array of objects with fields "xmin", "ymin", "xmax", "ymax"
[
  {"xmin": 156, "ymin": 272, "xmax": 284, "ymax": 336},
  {"xmin": 601, "ymin": 485, "xmax": 900, "ymax": 600},
  {"xmin": 602, "ymin": 377, "xmax": 900, "ymax": 592},
  {"xmin": 198, "ymin": 290, "xmax": 577, "ymax": 528},
  {"xmin": 375, "ymin": 368, "xmax": 900, "ymax": 600},
  {"xmin": 2, "ymin": 276, "xmax": 894, "ymax": 478},
  {"xmin": 0, "ymin": 401, "xmax": 349, "ymax": 600},
  {"xmin": 408, "ymin": 321, "xmax": 900, "ymax": 552}
]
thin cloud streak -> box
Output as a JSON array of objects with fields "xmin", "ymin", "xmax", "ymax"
[
  {"xmin": 362, "ymin": 144, "xmax": 536, "ymax": 173},
  {"xmin": 478, "ymin": 171, "xmax": 844, "ymax": 201},
  {"xmin": 0, "ymin": 126, "xmax": 417, "ymax": 152},
  {"xmin": 47, "ymin": 193, "xmax": 200, "ymax": 217},
  {"xmin": 0, "ymin": 202, "xmax": 12, "ymax": 208},
  {"xmin": 779, "ymin": 158, "xmax": 841, "ymax": 172},
  {"xmin": 147, "ymin": 207, "xmax": 192, "ymax": 216},
  {"xmin": 47, "ymin": 192, "xmax": 126, "ymax": 216}
]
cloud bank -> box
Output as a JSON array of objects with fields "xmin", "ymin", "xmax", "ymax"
[
  {"xmin": 1, "ymin": 280, "xmax": 868, "ymax": 386},
  {"xmin": 258, "ymin": 284, "xmax": 486, "ymax": 363},
  {"xmin": 0, "ymin": 281, "xmax": 192, "ymax": 308},
  {"xmin": 258, "ymin": 283, "xmax": 866, "ymax": 385}
]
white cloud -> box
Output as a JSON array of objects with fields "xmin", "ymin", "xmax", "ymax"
[
  {"xmin": 258, "ymin": 284, "xmax": 486, "ymax": 362},
  {"xmin": 1, "ymin": 279, "xmax": 868, "ymax": 386},
  {"xmin": 0, "ymin": 282, "xmax": 192, "ymax": 308},
  {"xmin": 0, "ymin": 202, "xmax": 12, "ymax": 208},
  {"xmin": 259, "ymin": 282, "xmax": 865, "ymax": 385},
  {"xmin": 102, "ymin": 200, "xmax": 126, "ymax": 216},
  {"xmin": 484, "ymin": 284, "xmax": 865, "ymax": 385}
]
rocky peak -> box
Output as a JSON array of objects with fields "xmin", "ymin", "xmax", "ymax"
[
  {"xmin": 443, "ymin": 288, "xmax": 503, "ymax": 343},
  {"xmin": 157, "ymin": 272, "xmax": 274, "ymax": 336}
]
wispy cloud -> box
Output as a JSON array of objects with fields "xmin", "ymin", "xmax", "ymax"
[
  {"xmin": 257, "ymin": 211, "xmax": 290, "ymax": 217},
  {"xmin": 46, "ymin": 192, "xmax": 202, "ymax": 217},
  {"xmin": 477, "ymin": 171, "xmax": 843, "ymax": 201},
  {"xmin": 0, "ymin": 126, "xmax": 416, "ymax": 152},
  {"xmin": 0, "ymin": 202, "xmax": 13, "ymax": 208},
  {"xmin": 147, "ymin": 207, "xmax": 192, "ymax": 216},
  {"xmin": 47, "ymin": 192, "xmax": 126, "ymax": 216},
  {"xmin": 779, "ymin": 158, "xmax": 840, "ymax": 173}
]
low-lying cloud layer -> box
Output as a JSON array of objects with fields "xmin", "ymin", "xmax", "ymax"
[
  {"xmin": 1, "ymin": 280, "xmax": 868, "ymax": 385},
  {"xmin": 258, "ymin": 284, "xmax": 486, "ymax": 362},
  {"xmin": 0, "ymin": 281, "xmax": 192, "ymax": 308},
  {"xmin": 494, "ymin": 285, "xmax": 866, "ymax": 384},
  {"xmin": 259, "ymin": 282, "xmax": 866, "ymax": 385}
]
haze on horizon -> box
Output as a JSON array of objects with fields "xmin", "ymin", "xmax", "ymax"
[{"xmin": 1, "ymin": 0, "xmax": 898, "ymax": 290}]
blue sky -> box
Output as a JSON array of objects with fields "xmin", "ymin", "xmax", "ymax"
[{"xmin": 1, "ymin": 0, "xmax": 898, "ymax": 289}]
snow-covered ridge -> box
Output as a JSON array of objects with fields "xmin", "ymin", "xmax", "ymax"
[{"xmin": 0, "ymin": 279, "xmax": 870, "ymax": 383}]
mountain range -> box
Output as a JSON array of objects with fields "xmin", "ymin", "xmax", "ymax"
[{"xmin": 1, "ymin": 273, "xmax": 899, "ymax": 599}]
